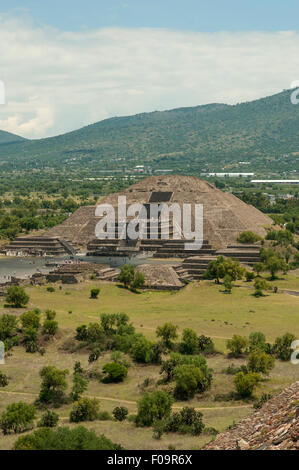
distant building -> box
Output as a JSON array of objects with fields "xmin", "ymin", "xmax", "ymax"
[
  {"xmin": 201, "ymin": 173, "xmax": 254, "ymax": 178},
  {"xmin": 251, "ymin": 180, "xmax": 299, "ymax": 184}
]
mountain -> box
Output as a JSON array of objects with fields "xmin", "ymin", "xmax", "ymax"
[
  {"xmin": 0, "ymin": 90, "xmax": 298, "ymax": 173},
  {"xmin": 0, "ymin": 129, "xmax": 26, "ymax": 145}
]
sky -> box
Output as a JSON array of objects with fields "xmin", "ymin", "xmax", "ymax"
[{"xmin": 0, "ymin": 1, "xmax": 298, "ymax": 138}]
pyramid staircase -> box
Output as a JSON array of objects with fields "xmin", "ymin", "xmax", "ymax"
[
  {"xmin": 4, "ymin": 237, "xmax": 77, "ymax": 257},
  {"xmin": 181, "ymin": 243, "xmax": 261, "ymax": 281}
]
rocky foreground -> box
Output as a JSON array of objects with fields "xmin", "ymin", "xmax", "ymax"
[{"xmin": 204, "ymin": 382, "xmax": 299, "ymax": 450}]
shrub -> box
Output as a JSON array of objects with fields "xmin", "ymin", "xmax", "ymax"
[
  {"xmin": 226, "ymin": 335, "xmax": 248, "ymax": 357},
  {"xmin": 179, "ymin": 328, "xmax": 198, "ymax": 355},
  {"xmin": 47, "ymin": 287, "xmax": 55, "ymax": 293},
  {"xmin": 203, "ymin": 256, "xmax": 245, "ymax": 283},
  {"xmin": 98, "ymin": 411, "xmax": 112, "ymax": 421},
  {"xmin": 88, "ymin": 348, "xmax": 101, "ymax": 364},
  {"xmin": 136, "ymin": 391, "xmax": 173, "ymax": 427},
  {"xmin": 13, "ymin": 426, "xmax": 122, "ymax": 450},
  {"xmin": 71, "ymin": 373, "xmax": 88, "ymax": 402},
  {"xmin": 248, "ymin": 350, "xmax": 275, "ymax": 375},
  {"xmin": 245, "ymin": 271, "xmax": 255, "ymax": 282},
  {"xmin": 163, "ymin": 407, "xmax": 205, "ymax": 436},
  {"xmin": 0, "ymin": 402, "xmax": 36, "ymax": 435},
  {"xmin": 237, "ymin": 231, "xmax": 261, "ymax": 244},
  {"xmin": 131, "ymin": 271, "xmax": 145, "ymax": 290},
  {"xmin": 174, "ymin": 364, "xmax": 210, "ymax": 400},
  {"xmin": 130, "ymin": 335, "xmax": 154, "ymax": 363},
  {"xmin": 90, "ymin": 288, "xmax": 100, "ymax": 299},
  {"xmin": 113, "ymin": 407, "xmax": 128, "ymax": 422},
  {"xmin": 273, "ymin": 333, "xmax": 296, "ymax": 361},
  {"xmin": 23, "ymin": 326, "xmax": 39, "ymax": 353},
  {"xmin": 0, "ymin": 371, "xmax": 8, "ymax": 387},
  {"xmin": 223, "ymin": 275, "xmax": 233, "ymax": 293},
  {"xmin": 102, "ymin": 363, "xmax": 127, "ymax": 383},
  {"xmin": 253, "ymin": 278, "xmax": 272, "ymax": 297},
  {"xmin": 42, "ymin": 319, "xmax": 58, "ymax": 336},
  {"xmin": 20, "ymin": 310, "xmax": 40, "ymax": 330},
  {"xmin": 234, "ymin": 372, "xmax": 261, "ymax": 398},
  {"xmin": 45, "ymin": 310, "xmax": 56, "ymax": 321},
  {"xmin": 156, "ymin": 323, "xmax": 178, "ymax": 349},
  {"xmin": 0, "ymin": 314, "xmax": 18, "ymax": 342},
  {"xmin": 5, "ymin": 286, "xmax": 29, "ymax": 308},
  {"xmin": 249, "ymin": 331, "xmax": 268, "ymax": 352},
  {"xmin": 38, "ymin": 410, "xmax": 59, "ymax": 428},
  {"xmin": 198, "ymin": 335, "xmax": 215, "ymax": 355},
  {"xmin": 118, "ymin": 265, "xmax": 135, "ymax": 288},
  {"xmin": 70, "ymin": 398, "xmax": 100, "ymax": 423},
  {"xmin": 160, "ymin": 353, "xmax": 212, "ymax": 385}
]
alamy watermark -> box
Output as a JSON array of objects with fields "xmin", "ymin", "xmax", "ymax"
[
  {"xmin": 0, "ymin": 341, "xmax": 4, "ymax": 365},
  {"xmin": 95, "ymin": 197, "xmax": 204, "ymax": 250},
  {"xmin": 291, "ymin": 340, "xmax": 299, "ymax": 365},
  {"xmin": 290, "ymin": 81, "xmax": 299, "ymax": 105}
]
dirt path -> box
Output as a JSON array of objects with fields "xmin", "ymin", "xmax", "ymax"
[{"xmin": 0, "ymin": 390, "xmax": 251, "ymax": 411}]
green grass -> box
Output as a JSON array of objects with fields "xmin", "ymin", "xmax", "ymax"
[{"xmin": 0, "ymin": 278, "xmax": 298, "ymax": 450}]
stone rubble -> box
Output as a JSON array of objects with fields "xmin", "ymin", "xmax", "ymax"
[{"xmin": 204, "ymin": 382, "xmax": 299, "ymax": 450}]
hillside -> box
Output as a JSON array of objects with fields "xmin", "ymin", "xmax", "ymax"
[
  {"xmin": 0, "ymin": 129, "xmax": 26, "ymax": 145},
  {"xmin": 0, "ymin": 89, "xmax": 298, "ymax": 173}
]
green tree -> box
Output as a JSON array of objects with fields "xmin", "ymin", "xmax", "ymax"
[
  {"xmin": 253, "ymin": 278, "xmax": 271, "ymax": 297},
  {"xmin": 39, "ymin": 366, "xmax": 69, "ymax": 405},
  {"xmin": 20, "ymin": 310, "xmax": 40, "ymax": 330},
  {"xmin": 130, "ymin": 335, "xmax": 154, "ymax": 364},
  {"xmin": 226, "ymin": 335, "xmax": 248, "ymax": 357},
  {"xmin": 273, "ymin": 333, "xmax": 296, "ymax": 361},
  {"xmin": 42, "ymin": 319, "xmax": 58, "ymax": 336},
  {"xmin": 0, "ymin": 402, "xmax": 36, "ymax": 435},
  {"xmin": 156, "ymin": 323, "xmax": 178, "ymax": 349},
  {"xmin": 234, "ymin": 372, "xmax": 261, "ymax": 398},
  {"xmin": 0, "ymin": 314, "xmax": 18, "ymax": 342},
  {"xmin": 5, "ymin": 286, "xmax": 29, "ymax": 308},
  {"xmin": 45, "ymin": 310, "xmax": 56, "ymax": 321},
  {"xmin": 131, "ymin": 271, "xmax": 145, "ymax": 290},
  {"xmin": 223, "ymin": 274, "xmax": 233, "ymax": 293},
  {"xmin": 248, "ymin": 350, "xmax": 275, "ymax": 375},
  {"xmin": 38, "ymin": 410, "xmax": 59, "ymax": 428},
  {"xmin": 179, "ymin": 328, "xmax": 199, "ymax": 355},
  {"xmin": 136, "ymin": 391, "xmax": 173, "ymax": 427},
  {"xmin": 118, "ymin": 264, "xmax": 135, "ymax": 288},
  {"xmin": 70, "ymin": 398, "xmax": 100, "ymax": 423},
  {"xmin": 14, "ymin": 426, "xmax": 122, "ymax": 450},
  {"xmin": 174, "ymin": 364, "xmax": 209, "ymax": 400},
  {"xmin": 265, "ymin": 255, "xmax": 288, "ymax": 280},
  {"xmin": 71, "ymin": 373, "xmax": 88, "ymax": 402},
  {"xmin": 249, "ymin": 331, "xmax": 268, "ymax": 352}
]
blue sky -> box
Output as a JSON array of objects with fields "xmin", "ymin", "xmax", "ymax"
[
  {"xmin": 0, "ymin": 2, "xmax": 298, "ymax": 138},
  {"xmin": 2, "ymin": 0, "xmax": 299, "ymax": 32}
]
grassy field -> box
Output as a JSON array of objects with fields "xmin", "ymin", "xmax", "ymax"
[{"xmin": 0, "ymin": 276, "xmax": 298, "ymax": 450}]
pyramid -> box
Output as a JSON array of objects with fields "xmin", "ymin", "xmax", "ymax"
[{"xmin": 45, "ymin": 175, "xmax": 272, "ymax": 251}]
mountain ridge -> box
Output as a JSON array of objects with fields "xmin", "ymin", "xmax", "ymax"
[{"xmin": 0, "ymin": 89, "xmax": 298, "ymax": 173}]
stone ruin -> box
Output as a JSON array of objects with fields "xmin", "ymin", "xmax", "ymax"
[{"xmin": 45, "ymin": 175, "xmax": 272, "ymax": 256}]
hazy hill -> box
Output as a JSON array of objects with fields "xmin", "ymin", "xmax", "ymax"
[
  {"xmin": 0, "ymin": 129, "xmax": 26, "ymax": 145},
  {"xmin": 0, "ymin": 90, "xmax": 298, "ymax": 173}
]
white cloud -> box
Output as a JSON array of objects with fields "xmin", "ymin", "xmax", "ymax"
[{"xmin": 0, "ymin": 14, "xmax": 298, "ymax": 138}]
